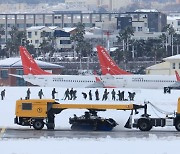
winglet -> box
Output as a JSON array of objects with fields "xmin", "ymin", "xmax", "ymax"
[
  {"xmin": 19, "ymin": 46, "xmax": 51, "ymax": 75},
  {"xmin": 96, "ymin": 45, "xmax": 131, "ymax": 75},
  {"xmin": 175, "ymin": 70, "xmax": 180, "ymax": 81}
]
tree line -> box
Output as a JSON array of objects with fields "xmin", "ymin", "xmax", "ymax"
[{"xmin": 0, "ymin": 23, "xmax": 180, "ymax": 68}]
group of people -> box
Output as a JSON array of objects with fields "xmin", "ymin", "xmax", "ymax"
[
  {"xmin": 1, "ymin": 88, "xmax": 136, "ymax": 101},
  {"xmin": 25, "ymin": 88, "xmax": 58, "ymax": 100},
  {"xmin": 64, "ymin": 88, "xmax": 77, "ymax": 100},
  {"xmin": 63, "ymin": 88, "xmax": 136, "ymax": 101}
]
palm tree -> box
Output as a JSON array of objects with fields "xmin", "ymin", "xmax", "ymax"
[
  {"xmin": 70, "ymin": 22, "xmax": 85, "ymax": 57},
  {"xmin": 5, "ymin": 26, "xmax": 26, "ymax": 57},
  {"xmin": 162, "ymin": 24, "xmax": 175, "ymax": 56},
  {"xmin": 116, "ymin": 27, "xmax": 134, "ymax": 69}
]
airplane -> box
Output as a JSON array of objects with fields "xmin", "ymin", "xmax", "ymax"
[
  {"xmin": 10, "ymin": 46, "xmax": 104, "ymax": 88},
  {"xmin": 96, "ymin": 45, "xmax": 179, "ymax": 89}
]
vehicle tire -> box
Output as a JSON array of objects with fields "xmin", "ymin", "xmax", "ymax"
[
  {"xmin": 33, "ymin": 120, "xmax": 44, "ymax": 130},
  {"xmin": 138, "ymin": 119, "xmax": 152, "ymax": 131},
  {"xmin": 175, "ymin": 120, "xmax": 180, "ymax": 131}
]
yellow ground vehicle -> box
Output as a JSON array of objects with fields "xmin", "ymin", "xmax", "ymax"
[{"xmin": 14, "ymin": 99, "xmax": 144, "ymax": 130}]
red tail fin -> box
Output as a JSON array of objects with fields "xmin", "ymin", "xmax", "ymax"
[
  {"xmin": 19, "ymin": 46, "xmax": 51, "ymax": 75},
  {"xmin": 96, "ymin": 45, "xmax": 131, "ymax": 75},
  {"xmin": 175, "ymin": 70, "xmax": 180, "ymax": 81}
]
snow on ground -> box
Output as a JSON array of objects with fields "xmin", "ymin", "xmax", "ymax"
[
  {"xmin": 1, "ymin": 136, "xmax": 180, "ymax": 154},
  {"xmin": 0, "ymin": 87, "xmax": 180, "ymax": 154}
]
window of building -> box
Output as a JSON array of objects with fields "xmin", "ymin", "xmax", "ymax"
[
  {"xmin": 41, "ymin": 31, "xmax": 51, "ymax": 37},
  {"xmin": 35, "ymin": 31, "xmax": 37, "ymax": 35},
  {"xmin": 172, "ymin": 63, "xmax": 176, "ymax": 69},
  {"xmin": 54, "ymin": 23, "xmax": 61, "ymax": 27},
  {"xmin": 60, "ymin": 40, "xmax": 71, "ymax": 44},
  {"xmin": 16, "ymin": 69, "xmax": 26, "ymax": 86},
  {"xmin": 17, "ymin": 24, "xmax": 25, "ymax": 28},
  {"xmin": 178, "ymin": 20, "xmax": 180, "ymax": 26},
  {"xmin": 179, "ymin": 63, "xmax": 180, "ymax": 69},
  {"xmin": 133, "ymin": 14, "xmax": 138, "ymax": 19},
  {"xmin": 35, "ymin": 23, "xmax": 43, "ymax": 26},
  {"xmin": 138, "ymin": 27, "xmax": 143, "ymax": 31},
  {"xmin": 7, "ymin": 24, "xmax": 15, "ymax": 28},
  {"xmin": 132, "ymin": 27, "xmax": 136, "ymax": 32},
  {"xmin": 0, "ymin": 24, "xmax": 5, "ymax": 28},
  {"xmin": 45, "ymin": 23, "xmax": 52, "ymax": 27},
  {"xmin": 26, "ymin": 24, "xmax": 33, "ymax": 27},
  {"xmin": 0, "ymin": 70, "xmax": 8, "ymax": 79},
  {"xmin": 35, "ymin": 40, "xmax": 39, "ymax": 44},
  {"xmin": 28, "ymin": 32, "xmax": 32, "ymax": 38}
]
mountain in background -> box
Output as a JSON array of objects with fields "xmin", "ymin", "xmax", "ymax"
[{"xmin": 0, "ymin": 0, "xmax": 65, "ymax": 4}]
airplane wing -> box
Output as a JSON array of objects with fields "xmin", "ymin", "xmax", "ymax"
[
  {"xmin": 85, "ymin": 82, "xmax": 104, "ymax": 88},
  {"xmin": 86, "ymin": 75, "xmax": 105, "ymax": 88}
]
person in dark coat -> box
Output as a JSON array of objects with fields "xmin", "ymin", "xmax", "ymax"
[
  {"xmin": 69, "ymin": 88, "xmax": 74, "ymax": 100},
  {"xmin": 102, "ymin": 89, "xmax": 109, "ymax": 101},
  {"xmin": 95, "ymin": 89, "xmax": 99, "ymax": 100},
  {"xmin": 111, "ymin": 89, "xmax": 116, "ymax": 101},
  {"xmin": 72, "ymin": 90, "xmax": 77, "ymax": 100},
  {"xmin": 128, "ymin": 92, "xmax": 136, "ymax": 101},
  {"xmin": 26, "ymin": 88, "xmax": 31, "ymax": 99},
  {"xmin": 38, "ymin": 89, "xmax": 44, "ymax": 99},
  {"xmin": 89, "ymin": 90, "xmax": 92, "ymax": 100},
  {"xmin": 64, "ymin": 88, "xmax": 70, "ymax": 100},
  {"xmin": 52, "ymin": 88, "xmax": 58, "ymax": 99},
  {"xmin": 117, "ymin": 90, "xmax": 121, "ymax": 101},
  {"xmin": 82, "ymin": 92, "xmax": 87, "ymax": 99},
  {"xmin": 121, "ymin": 91, "xmax": 125, "ymax": 101},
  {"xmin": 1, "ymin": 89, "xmax": 5, "ymax": 100}
]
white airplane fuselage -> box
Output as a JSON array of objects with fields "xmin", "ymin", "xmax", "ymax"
[
  {"xmin": 23, "ymin": 74, "xmax": 102, "ymax": 88},
  {"xmin": 101, "ymin": 74, "xmax": 177, "ymax": 89},
  {"xmin": 22, "ymin": 74, "xmax": 177, "ymax": 89}
]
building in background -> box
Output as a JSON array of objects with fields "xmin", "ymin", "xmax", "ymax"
[
  {"xmin": 117, "ymin": 10, "xmax": 167, "ymax": 33},
  {"xmin": 146, "ymin": 54, "xmax": 180, "ymax": 75},
  {"xmin": 26, "ymin": 26, "xmax": 72, "ymax": 50},
  {"xmin": 0, "ymin": 58, "xmax": 63, "ymax": 86}
]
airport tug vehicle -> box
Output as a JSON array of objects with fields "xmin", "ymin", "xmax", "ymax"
[
  {"xmin": 14, "ymin": 99, "xmax": 144, "ymax": 130},
  {"xmin": 125, "ymin": 98, "xmax": 180, "ymax": 131}
]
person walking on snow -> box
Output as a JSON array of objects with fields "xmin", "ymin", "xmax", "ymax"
[
  {"xmin": 95, "ymin": 89, "xmax": 99, "ymax": 100},
  {"xmin": 89, "ymin": 90, "xmax": 92, "ymax": 100},
  {"xmin": 64, "ymin": 89, "xmax": 70, "ymax": 100},
  {"xmin": 70, "ymin": 88, "xmax": 74, "ymax": 100},
  {"xmin": 52, "ymin": 88, "xmax": 58, "ymax": 99},
  {"xmin": 38, "ymin": 89, "xmax": 44, "ymax": 99},
  {"xmin": 102, "ymin": 89, "xmax": 109, "ymax": 101},
  {"xmin": 1, "ymin": 89, "xmax": 5, "ymax": 100},
  {"xmin": 111, "ymin": 89, "xmax": 116, "ymax": 101},
  {"xmin": 26, "ymin": 88, "xmax": 31, "ymax": 99}
]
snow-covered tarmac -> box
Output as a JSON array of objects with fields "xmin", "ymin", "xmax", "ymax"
[{"xmin": 0, "ymin": 87, "xmax": 180, "ymax": 154}]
